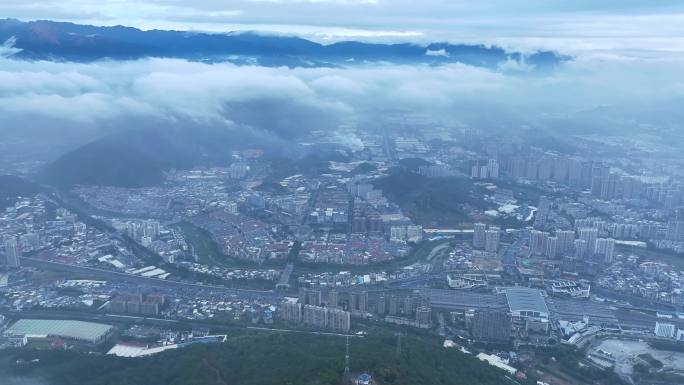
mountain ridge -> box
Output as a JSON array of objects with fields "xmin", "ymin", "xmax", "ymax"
[
  {"xmin": 39, "ymin": 127, "xmax": 244, "ymax": 188},
  {"xmin": 38, "ymin": 126, "xmax": 348, "ymax": 188},
  {"xmin": 0, "ymin": 18, "xmax": 568, "ymax": 69}
]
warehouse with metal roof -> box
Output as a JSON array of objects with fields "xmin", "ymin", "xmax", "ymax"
[
  {"xmin": 505, "ymin": 287, "xmax": 549, "ymax": 320},
  {"xmin": 422, "ymin": 289, "xmax": 507, "ymax": 312},
  {"xmin": 4, "ymin": 319, "xmax": 115, "ymax": 344}
]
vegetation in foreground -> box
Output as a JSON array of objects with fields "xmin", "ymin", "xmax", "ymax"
[
  {"xmin": 0, "ymin": 331, "xmax": 515, "ymax": 385},
  {"xmin": 530, "ymin": 345, "xmax": 627, "ymax": 385}
]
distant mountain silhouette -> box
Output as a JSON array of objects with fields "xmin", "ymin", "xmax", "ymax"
[
  {"xmin": 40, "ymin": 127, "xmax": 255, "ymax": 187},
  {"xmin": 38, "ymin": 126, "xmax": 342, "ymax": 188},
  {"xmin": 0, "ymin": 175, "xmax": 42, "ymax": 209},
  {"xmin": 0, "ymin": 19, "xmax": 567, "ymax": 69}
]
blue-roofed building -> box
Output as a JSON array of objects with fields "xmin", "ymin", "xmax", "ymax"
[{"xmin": 356, "ymin": 373, "xmax": 372, "ymax": 385}]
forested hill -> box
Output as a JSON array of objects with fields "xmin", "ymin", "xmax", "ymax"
[
  {"xmin": 0, "ymin": 175, "xmax": 41, "ymax": 209},
  {"xmin": 0, "ymin": 18, "xmax": 566, "ymax": 70},
  {"xmin": 0, "ymin": 332, "xmax": 517, "ymax": 385}
]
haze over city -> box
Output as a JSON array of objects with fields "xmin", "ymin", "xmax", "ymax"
[{"xmin": 1, "ymin": 2, "xmax": 684, "ymax": 385}]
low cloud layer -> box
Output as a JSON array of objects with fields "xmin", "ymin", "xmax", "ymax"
[{"xmin": 1, "ymin": 47, "xmax": 683, "ymax": 165}]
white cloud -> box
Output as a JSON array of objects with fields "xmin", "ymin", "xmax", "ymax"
[
  {"xmin": 0, "ymin": 1, "xmax": 682, "ymax": 168},
  {"xmin": 0, "ymin": 37, "xmax": 22, "ymax": 58},
  {"xmin": 0, "ymin": 51, "xmax": 682, "ymax": 146},
  {"xmin": 498, "ymin": 57, "xmax": 534, "ymax": 73},
  {"xmin": 425, "ymin": 48, "xmax": 448, "ymax": 57}
]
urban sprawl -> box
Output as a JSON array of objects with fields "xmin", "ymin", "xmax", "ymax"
[{"xmin": 3, "ymin": 123, "xmax": 684, "ymax": 383}]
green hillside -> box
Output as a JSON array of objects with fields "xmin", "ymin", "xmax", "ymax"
[
  {"xmin": 0, "ymin": 331, "xmax": 514, "ymax": 385},
  {"xmin": 373, "ymin": 168, "xmax": 491, "ymax": 227},
  {"xmin": 0, "ymin": 175, "xmax": 42, "ymax": 209},
  {"xmin": 40, "ymin": 127, "xmax": 249, "ymax": 188}
]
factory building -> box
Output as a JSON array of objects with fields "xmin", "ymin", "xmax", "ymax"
[{"xmin": 3, "ymin": 319, "xmax": 114, "ymax": 346}]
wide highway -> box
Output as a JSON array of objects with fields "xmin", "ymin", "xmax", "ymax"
[{"xmin": 20, "ymin": 257, "xmax": 282, "ymax": 299}]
